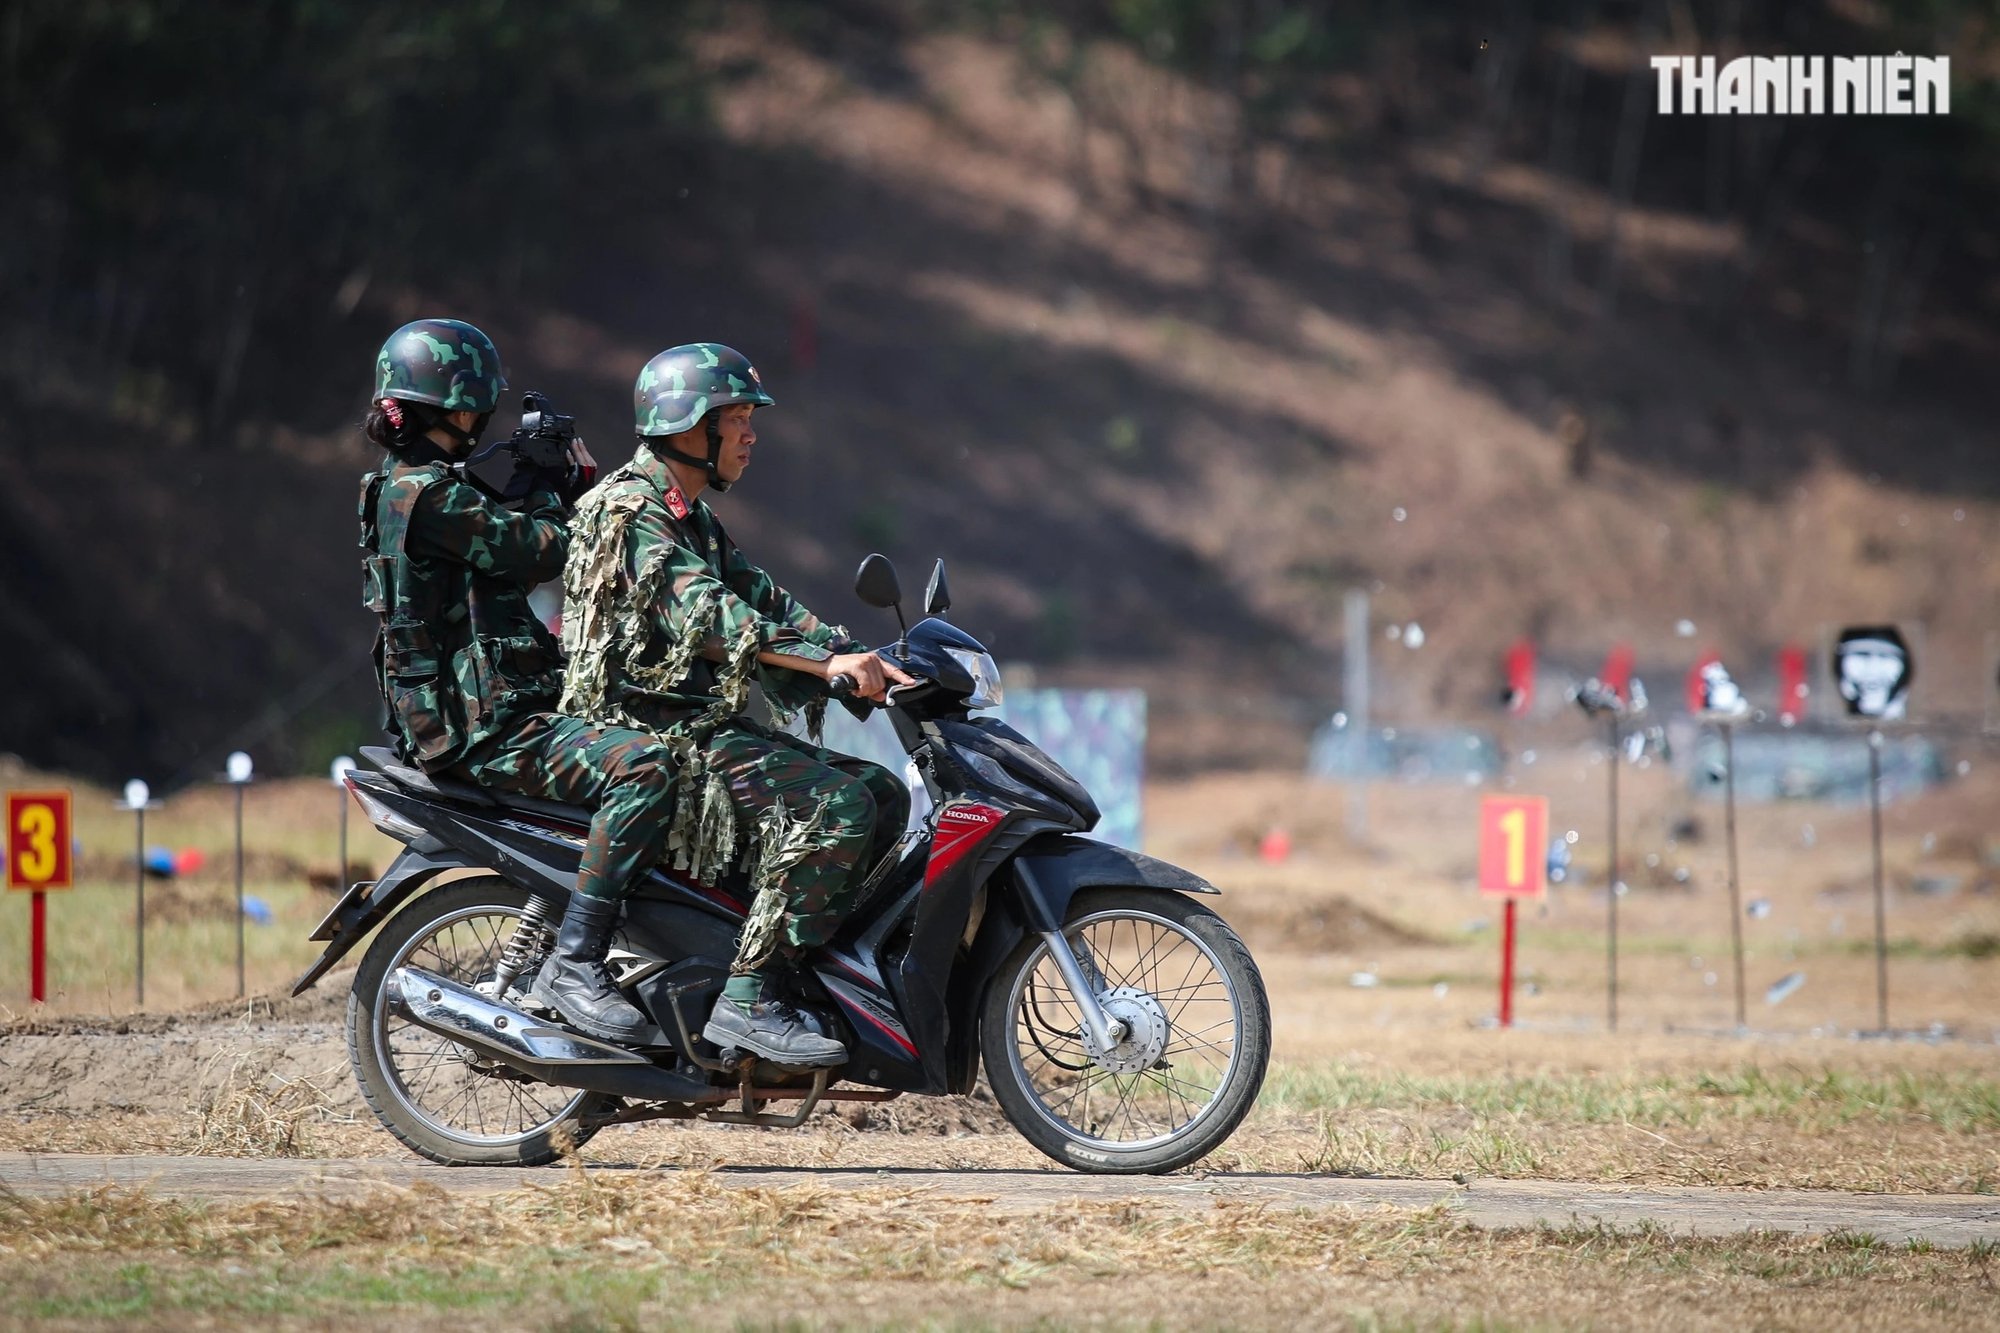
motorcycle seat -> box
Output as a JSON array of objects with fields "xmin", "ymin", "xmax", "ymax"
[{"xmin": 359, "ymin": 745, "xmax": 595, "ymax": 826}]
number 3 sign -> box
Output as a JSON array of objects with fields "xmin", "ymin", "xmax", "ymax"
[
  {"xmin": 8, "ymin": 791, "xmax": 72, "ymax": 1006},
  {"xmin": 1479, "ymin": 796, "xmax": 1547, "ymax": 900},
  {"xmin": 7, "ymin": 792, "xmax": 73, "ymax": 892}
]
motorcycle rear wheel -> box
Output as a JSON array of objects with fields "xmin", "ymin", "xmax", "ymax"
[
  {"xmin": 980, "ymin": 886, "xmax": 1270, "ymax": 1175},
  {"xmin": 347, "ymin": 876, "xmax": 611, "ymax": 1166}
]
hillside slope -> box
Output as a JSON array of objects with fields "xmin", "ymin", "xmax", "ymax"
[{"xmin": 6, "ymin": 5, "xmax": 1996, "ymax": 782}]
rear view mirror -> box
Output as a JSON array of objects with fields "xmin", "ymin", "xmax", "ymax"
[
  {"xmin": 924, "ymin": 559, "xmax": 951, "ymax": 615},
  {"xmin": 854, "ymin": 553, "xmax": 903, "ymax": 609}
]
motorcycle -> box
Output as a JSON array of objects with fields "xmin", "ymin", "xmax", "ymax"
[{"xmin": 294, "ymin": 555, "xmax": 1270, "ymax": 1174}]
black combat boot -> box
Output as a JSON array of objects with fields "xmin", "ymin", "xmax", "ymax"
[
  {"xmin": 702, "ymin": 973, "xmax": 847, "ymax": 1067},
  {"xmin": 535, "ymin": 894, "xmax": 651, "ymax": 1043}
]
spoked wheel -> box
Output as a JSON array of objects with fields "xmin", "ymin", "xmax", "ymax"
[
  {"xmin": 981, "ymin": 887, "xmax": 1270, "ymax": 1174},
  {"xmin": 347, "ymin": 877, "xmax": 609, "ymax": 1166}
]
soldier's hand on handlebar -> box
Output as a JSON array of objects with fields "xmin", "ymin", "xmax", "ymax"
[{"xmin": 825, "ymin": 652, "xmax": 916, "ymax": 703}]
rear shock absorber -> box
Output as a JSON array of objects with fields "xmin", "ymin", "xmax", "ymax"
[{"xmin": 489, "ymin": 893, "xmax": 557, "ymax": 999}]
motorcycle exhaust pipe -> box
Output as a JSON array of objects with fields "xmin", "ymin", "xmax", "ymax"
[
  {"xmin": 386, "ymin": 965, "xmax": 719, "ymax": 1103},
  {"xmin": 388, "ymin": 965, "xmax": 649, "ymax": 1066}
]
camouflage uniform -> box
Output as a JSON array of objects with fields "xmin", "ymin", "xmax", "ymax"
[
  {"xmin": 560, "ymin": 442, "xmax": 908, "ymax": 973},
  {"xmin": 360, "ymin": 441, "xmax": 676, "ymax": 906}
]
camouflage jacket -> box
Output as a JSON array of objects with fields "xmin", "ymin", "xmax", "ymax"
[
  {"xmin": 361, "ymin": 450, "xmax": 568, "ymax": 771},
  {"xmin": 560, "ymin": 444, "xmax": 858, "ymax": 741}
]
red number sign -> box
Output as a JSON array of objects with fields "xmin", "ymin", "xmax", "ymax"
[
  {"xmin": 1479, "ymin": 795, "xmax": 1547, "ymax": 900},
  {"xmin": 6, "ymin": 792, "xmax": 74, "ymax": 892}
]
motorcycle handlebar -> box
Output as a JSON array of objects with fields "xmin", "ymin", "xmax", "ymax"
[{"xmin": 827, "ymin": 672, "xmax": 923, "ymax": 709}]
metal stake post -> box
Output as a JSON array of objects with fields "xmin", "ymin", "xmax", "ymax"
[
  {"xmin": 1722, "ymin": 722, "xmax": 1746, "ymax": 1030},
  {"xmin": 135, "ymin": 802, "xmax": 147, "ymax": 1005},
  {"xmin": 29, "ymin": 891, "xmax": 46, "ymax": 1004},
  {"xmin": 330, "ymin": 757, "xmax": 358, "ymax": 899},
  {"xmin": 116, "ymin": 780, "xmax": 157, "ymax": 1008},
  {"xmin": 223, "ymin": 751, "xmax": 253, "ymax": 1001},
  {"xmin": 234, "ymin": 780, "xmax": 246, "ymax": 999},
  {"xmin": 1343, "ymin": 589, "xmax": 1370, "ymax": 842},
  {"xmin": 1606, "ymin": 713, "xmax": 1620, "ymax": 1033},
  {"xmin": 1868, "ymin": 730, "xmax": 1889, "ymax": 1031}
]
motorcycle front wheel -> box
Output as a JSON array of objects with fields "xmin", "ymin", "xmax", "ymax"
[
  {"xmin": 980, "ymin": 886, "xmax": 1271, "ymax": 1174},
  {"xmin": 347, "ymin": 876, "xmax": 610, "ymax": 1166}
]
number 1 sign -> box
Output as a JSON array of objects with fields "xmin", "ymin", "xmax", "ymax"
[
  {"xmin": 1479, "ymin": 796, "xmax": 1547, "ymax": 1028},
  {"xmin": 1480, "ymin": 796, "xmax": 1547, "ymax": 900}
]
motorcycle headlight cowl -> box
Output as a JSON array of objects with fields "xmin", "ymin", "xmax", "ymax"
[
  {"xmin": 950, "ymin": 743, "xmax": 1032, "ymax": 801},
  {"xmin": 943, "ymin": 647, "xmax": 1004, "ymax": 710}
]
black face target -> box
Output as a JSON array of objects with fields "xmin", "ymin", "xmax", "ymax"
[{"xmin": 1833, "ymin": 625, "xmax": 1912, "ymax": 721}]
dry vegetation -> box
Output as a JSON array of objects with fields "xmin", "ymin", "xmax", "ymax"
[
  {"xmin": 2, "ymin": 751, "xmax": 1998, "ymax": 1323},
  {"xmin": 4, "ymin": 1170, "xmax": 1999, "ymax": 1330},
  {"xmin": 3, "ymin": 757, "xmax": 1997, "ymax": 1197}
]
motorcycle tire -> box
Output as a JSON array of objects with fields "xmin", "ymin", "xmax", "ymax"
[
  {"xmin": 980, "ymin": 886, "xmax": 1270, "ymax": 1175},
  {"xmin": 347, "ymin": 876, "xmax": 611, "ymax": 1166}
]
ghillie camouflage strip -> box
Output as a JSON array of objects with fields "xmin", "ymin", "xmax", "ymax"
[
  {"xmin": 658, "ymin": 732, "xmax": 707, "ymax": 876},
  {"xmin": 557, "ymin": 444, "xmax": 881, "ymax": 926},
  {"xmin": 731, "ymin": 795, "xmax": 833, "ymax": 974},
  {"xmin": 700, "ymin": 721, "xmax": 908, "ymax": 967},
  {"xmin": 702, "ymin": 615, "xmax": 764, "ymax": 728},
  {"xmin": 559, "ymin": 450, "xmax": 839, "ymax": 737}
]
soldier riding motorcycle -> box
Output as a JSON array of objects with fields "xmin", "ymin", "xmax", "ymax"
[
  {"xmin": 313, "ymin": 341, "xmax": 1272, "ymax": 1174},
  {"xmin": 357, "ymin": 317, "xmax": 686, "ymax": 1044}
]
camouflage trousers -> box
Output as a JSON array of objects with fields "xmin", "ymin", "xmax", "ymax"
[
  {"xmin": 705, "ymin": 719, "xmax": 909, "ymax": 975},
  {"xmin": 459, "ymin": 713, "xmax": 678, "ymax": 902}
]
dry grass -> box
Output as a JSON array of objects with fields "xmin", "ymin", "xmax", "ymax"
[
  {"xmin": 1257, "ymin": 1109, "xmax": 2000, "ymax": 1195},
  {"xmin": 1264, "ymin": 1063, "xmax": 2000, "ymax": 1131},
  {"xmin": 3, "ymin": 762, "xmax": 1997, "ymax": 1221},
  {"xmin": 7, "ymin": 1057, "xmax": 1997, "ymax": 1197},
  {"xmin": 186, "ymin": 1054, "xmax": 343, "ymax": 1159},
  {"xmin": 1, "ymin": 1172, "xmax": 1997, "ymax": 1329}
]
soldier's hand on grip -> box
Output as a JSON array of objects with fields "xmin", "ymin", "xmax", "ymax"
[
  {"xmin": 567, "ymin": 438, "xmax": 598, "ymax": 497},
  {"xmin": 825, "ymin": 652, "xmax": 915, "ymax": 704}
]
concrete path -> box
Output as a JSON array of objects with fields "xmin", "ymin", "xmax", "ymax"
[{"xmin": 6, "ymin": 1153, "xmax": 1997, "ymax": 1248}]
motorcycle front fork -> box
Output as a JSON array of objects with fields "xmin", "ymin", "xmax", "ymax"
[{"xmin": 1040, "ymin": 929, "xmax": 1128, "ymax": 1055}]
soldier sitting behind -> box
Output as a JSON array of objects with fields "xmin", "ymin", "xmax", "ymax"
[
  {"xmin": 359, "ymin": 318, "xmax": 679, "ymax": 1043},
  {"xmin": 559, "ymin": 343, "xmax": 912, "ymax": 1067}
]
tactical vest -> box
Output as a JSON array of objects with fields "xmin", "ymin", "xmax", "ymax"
[{"xmin": 359, "ymin": 460, "xmax": 564, "ymax": 771}]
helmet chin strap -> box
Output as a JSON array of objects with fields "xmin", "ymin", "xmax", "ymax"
[
  {"xmin": 653, "ymin": 413, "xmax": 731, "ymax": 493},
  {"xmin": 432, "ymin": 410, "xmax": 492, "ymax": 453}
]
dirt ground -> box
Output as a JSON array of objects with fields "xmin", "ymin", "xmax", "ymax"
[
  {"xmin": 3, "ymin": 761, "xmax": 1996, "ymax": 1172},
  {"xmin": 2, "ymin": 763, "xmax": 1997, "ymax": 1327}
]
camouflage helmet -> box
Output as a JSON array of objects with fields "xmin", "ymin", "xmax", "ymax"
[
  {"xmin": 374, "ymin": 319, "xmax": 508, "ymax": 414},
  {"xmin": 634, "ymin": 343, "xmax": 773, "ymax": 437}
]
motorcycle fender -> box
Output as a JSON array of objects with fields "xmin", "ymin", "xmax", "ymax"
[
  {"xmin": 948, "ymin": 834, "xmax": 1220, "ymax": 1095},
  {"xmin": 1008, "ymin": 833, "xmax": 1218, "ymax": 934},
  {"xmin": 290, "ymin": 836, "xmax": 469, "ymax": 995}
]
